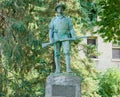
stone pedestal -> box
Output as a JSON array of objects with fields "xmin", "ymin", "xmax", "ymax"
[{"xmin": 45, "ymin": 73, "xmax": 81, "ymax": 97}]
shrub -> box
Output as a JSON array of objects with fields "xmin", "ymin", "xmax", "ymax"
[{"xmin": 98, "ymin": 68, "xmax": 120, "ymax": 97}]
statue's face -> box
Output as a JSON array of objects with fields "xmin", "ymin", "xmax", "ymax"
[{"xmin": 57, "ymin": 7, "xmax": 63, "ymax": 14}]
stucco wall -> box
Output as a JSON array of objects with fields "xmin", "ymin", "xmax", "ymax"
[
  {"xmin": 94, "ymin": 36, "xmax": 120, "ymax": 72},
  {"xmin": 79, "ymin": 34, "xmax": 120, "ymax": 72}
]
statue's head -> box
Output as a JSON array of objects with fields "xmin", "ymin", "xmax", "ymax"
[{"xmin": 55, "ymin": 3, "xmax": 66, "ymax": 13}]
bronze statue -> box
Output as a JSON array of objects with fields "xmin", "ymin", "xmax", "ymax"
[{"xmin": 48, "ymin": 3, "xmax": 76, "ymax": 73}]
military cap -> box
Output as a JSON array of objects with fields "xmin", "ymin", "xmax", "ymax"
[{"xmin": 55, "ymin": 3, "xmax": 66, "ymax": 11}]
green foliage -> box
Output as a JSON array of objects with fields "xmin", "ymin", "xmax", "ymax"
[
  {"xmin": 95, "ymin": 0, "xmax": 120, "ymax": 43},
  {"xmin": 11, "ymin": 21, "xmax": 28, "ymax": 33},
  {"xmin": 0, "ymin": 0, "xmax": 51, "ymax": 96},
  {"xmin": 70, "ymin": 44, "xmax": 101, "ymax": 97},
  {"xmin": 82, "ymin": 44, "xmax": 100, "ymax": 58},
  {"xmin": 80, "ymin": 0, "xmax": 97, "ymax": 28},
  {"xmin": 98, "ymin": 68, "xmax": 120, "ymax": 97}
]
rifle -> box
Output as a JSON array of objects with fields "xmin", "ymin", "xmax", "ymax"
[{"xmin": 42, "ymin": 36, "xmax": 86, "ymax": 48}]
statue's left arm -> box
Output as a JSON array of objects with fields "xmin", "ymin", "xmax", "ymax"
[{"xmin": 68, "ymin": 18, "xmax": 76, "ymax": 38}]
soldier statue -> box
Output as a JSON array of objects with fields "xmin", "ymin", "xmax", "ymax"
[{"xmin": 49, "ymin": 3, "xmax": 76, "ymax": 73}]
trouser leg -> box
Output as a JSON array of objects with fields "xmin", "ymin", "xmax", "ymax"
[
  {"xmin": 65, "ymin": 54, "xmax": 71, "ymax": 72},
  {"xmin": 54, "ymin": 42, "xmax": 61, "ymax": 73},
  {"xmin": 62, "ymin": 41, "xmax": 71, "ymax": 72}
]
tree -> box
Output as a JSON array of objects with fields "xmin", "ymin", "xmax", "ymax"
[
  {"xmin": 0, "ymin": 0, "xmax": 52, "ymax": 96},
  {"xmin": 95, "ymin": 0, "xmax": 120, "ymax": 43},
  {"xmin": 98, "ymin": 68, "xmax": 120, "ymax": 97}
]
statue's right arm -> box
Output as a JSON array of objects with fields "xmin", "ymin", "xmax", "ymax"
[{"xmin": 49, "ymin": 18, "xmax": 54, "ymax": 43}]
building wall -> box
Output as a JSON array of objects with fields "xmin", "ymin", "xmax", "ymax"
[
  {"xmin": 80, "ymin": 34, "xmax": 120, "ymax": 72},
  {"xmin": 95, "ymin": 36, "xmax": 120, "ymax": 72}
]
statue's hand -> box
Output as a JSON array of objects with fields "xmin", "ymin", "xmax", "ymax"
[{"xmin": 72, "ymin": 36, "xmax": 77, "ymax": 40}]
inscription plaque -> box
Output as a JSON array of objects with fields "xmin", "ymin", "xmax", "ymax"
[{"xmin": 52, "ymin": 85, "xmax": 76, "ymax": 97}]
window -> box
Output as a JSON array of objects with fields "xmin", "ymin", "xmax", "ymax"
[
  {"xmin": 87, "ymin": 38, "xmax": 96, "ymax": 45},
  {"xmin": 87, "ymin": 37, "xmax": 97, "ymax": 58},
  {"xmin": 112, "ymin": 43, "xmax": 120, "ymax": 59}
]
